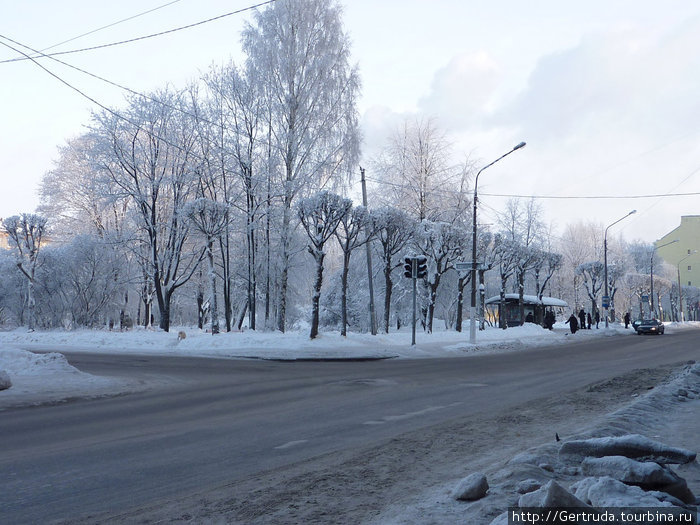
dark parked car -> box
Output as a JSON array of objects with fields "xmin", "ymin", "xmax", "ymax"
[
  {"xmin": 632, "ymin": 319, "xmax": 642, "ymax": 332},
  {"xmin": 636, "ymin": 319, "xmax": 665, "ymax": 335}
]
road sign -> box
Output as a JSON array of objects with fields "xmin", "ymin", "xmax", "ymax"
[
  {"xmin": 455, "ymin": 262, "xmax": 471, "ymax": 271},
  {"xmin": 641, "ymin": 294, "xmax": 649, "ymax": 303},
  {"xmin": 602, "ymin": 295, "xmax": 610, "ymax": 308}
]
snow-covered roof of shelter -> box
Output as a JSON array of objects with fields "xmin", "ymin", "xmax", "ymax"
[{"xmin": 485, "ymin": 294, "xmax": 568, "ymax": 307}]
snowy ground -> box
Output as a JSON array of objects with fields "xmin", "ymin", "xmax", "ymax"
[
  {"xmin": 1, "ymin": 320, "xmax": 697, "ymax": 410},
  {"xmin": 0, "ymin": 320, "xmax": 634, "ymax": 409}
]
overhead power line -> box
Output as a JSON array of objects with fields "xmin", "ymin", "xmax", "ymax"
[
  {"xmin": 40, "ymin": 0, "xmax": 185, "ymax": 54},
  {"xmin": 480, "ymin": 191, "xmax": 700, "ymax": 199},
  {"xmin": 364, "ymin": 175, "xmax": 700, "ymax": 201},
  {"xmin": 0, "ymin": 0, "xmax": 276, "ymax": 65}
]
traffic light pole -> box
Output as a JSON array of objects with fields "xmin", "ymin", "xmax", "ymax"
[
  {"xmin": 404, "ymin": 256, "xmax": 427, "ymax": 346},
  {"xmin": 411, "ymin": 259, "xmax": 417, "ymax": 346}
]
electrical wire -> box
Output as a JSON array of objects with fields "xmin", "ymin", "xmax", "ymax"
[
  {"xmin": 38, "ymin": 0, "xmax": 185, "ymax": 54},
  {"xmin": 0, "ymin": 37, "xmax": 261, "ymax": 194},
  {"xmin": 0, "ymin": 27, "xmax": 275, "ymax": 188},
  {"xmin": 480, "ymin": 190, "xmax": 700, "ymax": 199},
  {"xmin": 0, "ymin": 0, "xmax": 276, "ymax": 65},
  {"xmin": 365, "ymin": 174, "xmax": 700, "ymax": 201}
]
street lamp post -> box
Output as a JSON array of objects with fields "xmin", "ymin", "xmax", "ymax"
[
  {"xmin": 470, "ymin": 141, "xmax": 526, "ymax": 344},
  {"xmin": 677, "ymin": 250, "xmax": 697, "ymax": 322},
  {"xmin": 603, "ymin": 210, "xmax": 636, "ymax": 328},
  {"xmin": 650, "ymin": 239, "xmax": 679, "ymax": 318}
]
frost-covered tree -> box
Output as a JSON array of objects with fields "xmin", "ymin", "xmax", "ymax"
[
  {"xmin": 533, "ymin": 249, "xmax": 563, "ymax": 300},
  {"xmin": 203, "ymin": 62, "xmax": 265, "ymax": 330},
  {"xmin": 334, "ymin": 205, "xmax": 373, "ymax": 336},
  {"xmin": 243, "ymin": 0, "xmax": 360, "ymax": 332},
  {"xmin": 492, "ymin": 233, "xmax": 519, "ymax": 328},
  {"xmin": 298, "ymin": 191, "xmax": 352, "ymax": 339},
  {"xmin": 90, "ymin": 89, "xmax": 204, "ymax": 331},
  {"xmin": 417, "ymin": 220, "xmax": 467, "ymax": 333},
  {"xmin": 576, "ymin": 261, "xmax": 605, "ymax": 318},
  {"xmin": 184, "ymin": 198, "xmax": 230, "ymax": 335},
  {"xmin": 498, "ymin": 198, "xmax": 546, "ymax": 324},
  {"xmin": 373, "ymin": 117, "xmax": 454, "ymax": 222},
  {"xmin": 34, "ymin": 235, "xmax": 125, "ymax": 328},
  {"xmin": 2, "ymin": 214, "xmax": 47, "ymax": 331},
  {"xmin": 372, "ymin": 207, "xmax": 416, "ymax": 333}
]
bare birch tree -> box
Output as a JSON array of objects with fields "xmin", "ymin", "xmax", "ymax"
[{"xmin": 243, "ymin": 0, "xmax": 360, "ymax": 332}]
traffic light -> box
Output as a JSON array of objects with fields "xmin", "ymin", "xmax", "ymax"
[
  {"xmin": 416, "ymin": 257, "xmax": 428, "ymax": 279},
  {"xmin": 404, "ymin": 257, "xmax": 413, "ymax": 278}
]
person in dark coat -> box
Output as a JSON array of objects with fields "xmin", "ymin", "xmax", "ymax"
[
  {"xmin": 595, "ymin": 310, "xmax": 600, "ymax": 329},
  {"xmin": 578, "ymin": 309, "xmax": 586, "ymax": 330},
  {"xmin": 567, "ymin": 313, "xmax": 579, "ymax": 334},
  {"xmin": 525, "ymin": 312, "xmax": 534, "ymax": 323},
  {"xmin": 587, "ymin": 312, "xmax": 592, "ymax": 329},
  {"xmin": 624, "ymin": 311, "xmax": 631, "ymax": 328},
  {"xmin": 544, "ymin": 310, "xmax": 555, "ymax": 330}
]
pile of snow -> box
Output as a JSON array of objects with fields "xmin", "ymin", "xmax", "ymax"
[
  {"xmin": 0, "ymin": 347, "xmax": 79, "ymax": 376},
  {"xmin": 0, "ymin": 346, "xmax": 138, "ymax": 409}
]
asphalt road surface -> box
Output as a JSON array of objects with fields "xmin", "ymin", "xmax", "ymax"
[{"xmin": 1, "ymin": 330, "xmax": 698, "ymax": 523}]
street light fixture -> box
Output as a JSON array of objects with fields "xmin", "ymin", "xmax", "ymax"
[
  {"xmin": 603, "ymin": 210, "xmax": 636, "ymax": 328},
  {"xmin": 650, "ymin": 239, "xmax": 679, "ymax": 318},
  {"xmin": 470, "ymin": 141, "xmax": 526, "ymax": 344},
  {"xmin": 677, "ymin": 250, "xmax": 697, "ymax": 322}
]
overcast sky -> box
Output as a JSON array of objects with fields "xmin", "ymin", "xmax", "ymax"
[{"xmin": 2, "ymin": 0, "xmax": 700, "ymax": 243}]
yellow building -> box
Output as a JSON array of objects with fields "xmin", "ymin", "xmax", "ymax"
[{"xmin": 656, "ymin": 215, "xmax": 700, "ymax": 288}]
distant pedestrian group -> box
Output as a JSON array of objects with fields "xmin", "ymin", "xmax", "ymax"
[{"xmin": 568, "ymin": 308, "xmax": 600, "ymax": 334}]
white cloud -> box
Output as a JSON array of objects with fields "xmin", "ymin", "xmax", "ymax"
[{"xmin": 418, "ymin": 51, "xmax": 501, "ymax": 131}]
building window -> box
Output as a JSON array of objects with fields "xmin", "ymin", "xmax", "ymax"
[
  {"xmin": 689, "ymin": 249, "xmax": 692, "ymax": 255},
  {"xmin": 689, "ymin": 281, "xmax": 692, "ymax": 286},
  {"xmin": 689, "ymin": 265, "xmax": 692, "ymax": 271}
]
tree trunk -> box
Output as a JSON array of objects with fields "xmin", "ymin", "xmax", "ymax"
[
  {"xmin": 340, "ymin": 251, "xmax": 351, "ymax": 337},
  {"xmin": 159, "ymin": 289, "xmax": 171, "ymax": 332},
  {"xmin": 220, "ymin": 228, "xmax": 232, "ymax": 333},
  {"xmin": 383, "ymin": 257, "xmax": 393, "ymax": 334},
  {"xmin": 499, "ymin": 276, "xmax": 508, "ymax": 329},
  {"xmin": 196, "ymin": 270, "xmax": 204, "ymax": 330},
  {"xmin": 277, "ymin": 198, "xmax": 292, "ymax": 333},
  {"xmin": 207, "ymin": 239, "xmax": 219, "ymax": 335},
  {"xmin": 518, "ymin": 270, "xmax": 525, "ymax": 326},
  {"xmin": 455, "ymin": 274, "xmax": 466, "ymax": 332},
  {"xmin": 310, "ymin": 251, "xmax": 325, "ymax": 339},
  {"xmin": 26, "ymin": 277, "xmax": 35, "ymax": 331},
  {"xmin": 426, "ymin": 275, "xmax": 441, "ymax": 334},
  {"xmin": 247, "ymin": 184, "xmax": 256, "ymax": 330}
]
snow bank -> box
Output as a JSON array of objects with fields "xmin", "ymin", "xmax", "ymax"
[
  {"xmin": 0, "ymin": 346, "xmax": 140, "ymax": 409},
  {"xmin": 0, "ymin": 347, "xmax": 79, "ymax": 376},
  {"xmin": 0, "ymin": 318, "xmax": 654, "ymax": 362}
]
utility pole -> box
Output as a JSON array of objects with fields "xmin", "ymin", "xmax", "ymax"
[{"xmin": 360, "ymin": 167, "xmax": 377, "ymax": 335}]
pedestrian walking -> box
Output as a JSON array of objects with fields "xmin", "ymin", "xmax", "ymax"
[
  {"xmin": 587, "ymin": 312, "xmax": 592, "ymax": 329},
  {"xmin": 567, "ymin": 312, "xmax": 579, "ymax": 334},
  {"xmin": 578, "ymin": 309, "xmax": 586, "ymax": 331},
  {"xmin": 624, "ymin": 311, "xmax": 630, "ymax": 329},
  {"xmin": 595, "ymin": 310, "xmax": 600, "ymax": 329}
]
